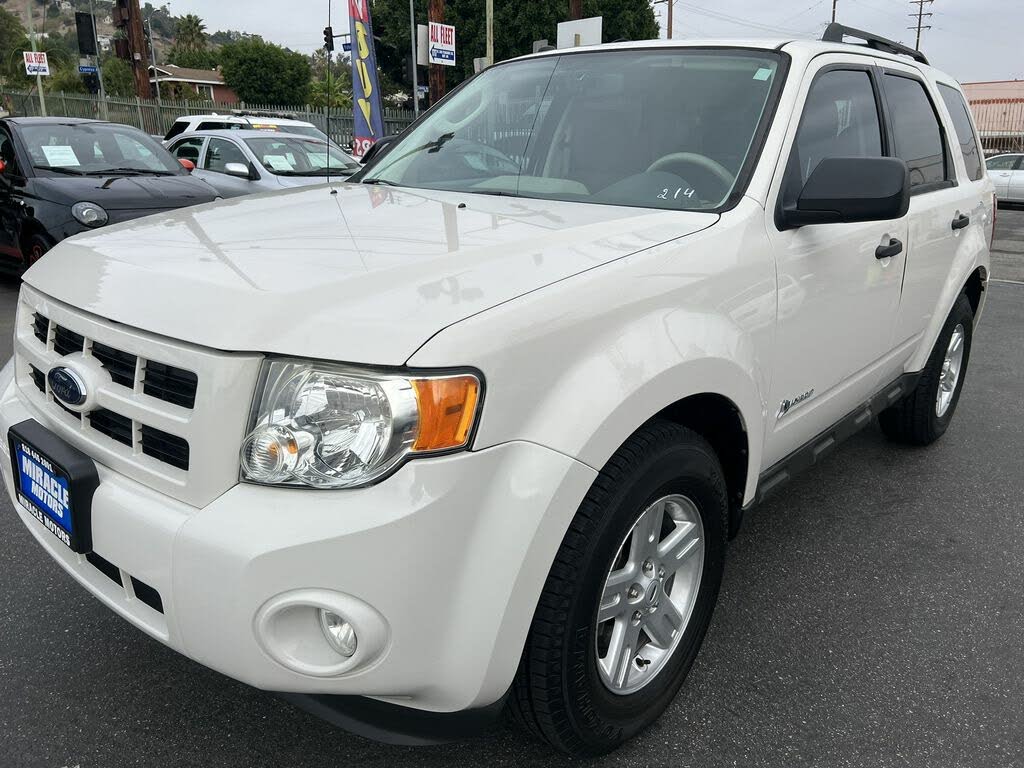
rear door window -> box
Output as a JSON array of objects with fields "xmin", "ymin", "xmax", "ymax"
[
  {"xmin": 170, "ymin": 137, "xmax": 205, "ymax": 163},
  {"xmin": 937, "ymin": 84, "xmax": 984, "ymax": 181},
  {"xmin": 882, "ymin": 74, "xmax": 949, "ymax": 190}
]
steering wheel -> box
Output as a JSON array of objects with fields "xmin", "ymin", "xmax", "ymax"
[{"xmin": 646, "ymin": 152, "xmax": 736, "ymax": 201}]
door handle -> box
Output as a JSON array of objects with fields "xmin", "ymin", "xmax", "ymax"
[
  {"xmin": 951, "ymin": 213, "xmax": 970, "ymax": 231},
  {"xmin": 875, "ymin": 237, "xmax": 903, "ymax": 260}
]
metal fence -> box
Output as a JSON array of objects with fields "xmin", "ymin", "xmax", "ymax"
[
  {"xmin": 969, "ymin": 98, "xmax": 1024, "ymax": 155},
  {"xmin": 0, "ymin": 90, "xmax": 416, "ymax": 146}
]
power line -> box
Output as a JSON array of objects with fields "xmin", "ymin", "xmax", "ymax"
[
  {"xmin": 908, "ymin": 0, "xmax": 933, "ymax": 50},
  {"xmin": 675, "ymin": 2, "xmax": 818, "ymax": 37}
]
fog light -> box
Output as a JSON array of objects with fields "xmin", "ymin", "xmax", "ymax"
[{"xmin": 319, "ymin": 610, "xmax": 358, "ymax": 657}]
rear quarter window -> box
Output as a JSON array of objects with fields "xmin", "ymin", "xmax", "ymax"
[{"xmin": 937, "ymin": 83, "xmax": 984, "ymax": 182}]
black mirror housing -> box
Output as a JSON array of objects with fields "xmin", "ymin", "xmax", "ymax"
[
  {"xmin": 781, "ymin": 157, "xmax": 910, "ymax": 229},
  {"xmin": 359, "ymin": 135, "xmax": 398, "ymax": 167}
]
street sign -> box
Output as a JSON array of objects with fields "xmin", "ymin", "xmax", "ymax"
[
  {"xmin": 428, "ymin": 21, "xmax": 456, "ymax": 66},
  {"xmin": 342, "ymin": 41, "xmax": 352, "ymax": 52},
  {"xmin": 78, "ymin": 65, "xmax": 98, "ymax": 74},
  {"xmin": 23, "ymin": 51, "xmax": 50, "ymax": 76}
]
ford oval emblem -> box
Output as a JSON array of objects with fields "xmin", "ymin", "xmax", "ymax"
[{"xmin": 47, "ymin": 366, "xmax": 87, "ymax": 407}]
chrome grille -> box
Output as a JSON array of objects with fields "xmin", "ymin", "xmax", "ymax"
[{"xmin": 16, "ymin": 285, "xmax": 263, "ymax": 507}]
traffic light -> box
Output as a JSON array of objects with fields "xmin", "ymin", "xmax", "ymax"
[{"xmin": 323, "ymin": 26, "xmax": 334, "ymax": 52}]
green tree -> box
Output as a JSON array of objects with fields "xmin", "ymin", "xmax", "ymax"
[
  {"xmin": 0, "ymin": 7, "xmax": 30, "ymax": 87},
  {"xmin": 101, "ymin": 56, "xmax": 135, "ymax": 97},
  {"xmin": 165, "ymin": 43, "xmax": 218, "ymax": 69},
  {"xmin": 370, "ymin": 0, "xmax": 658, "ymax": 92},
  {"xmin": 220, "ymin": 38, "xmax": 311, "ymax": 105},
  {"xmin": 46, "ymin": 64, "xmax": 87, "ymax": 94},
  {"xmin": 174, "ymin": 13, "xmax": 207, "ymax": 51}
]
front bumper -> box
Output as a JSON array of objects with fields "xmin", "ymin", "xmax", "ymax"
[{"xmin": 0, "ymin": 362, "xmax": 596, "ymax": 714}]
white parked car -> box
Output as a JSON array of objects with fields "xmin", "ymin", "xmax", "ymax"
[
  {"xmin": 162, "ymin": 110, "xmax": 331, "ymax": 144},
  {"xmin": 985, "ymin": 153, "xmax": 1024, "ymax": 203},
  {"xmin": 0, "ymin": 26, "xmax": 994, "ymax": 756},
  {"xmin": 166, "ymin": 130, "xmax": 361, "ymax": 197}
]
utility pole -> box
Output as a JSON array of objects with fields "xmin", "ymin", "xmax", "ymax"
[
  {"xmin": 25, "ymin": 0, "xmax": 46, "ymax": 116},
  {"xmin": 569, "ymin": 0, "xmax": 582, "ymax": 20},
  {"xmin": 486, "ymin": 0, "xmax": 494, "ymax": 65},
  {"xmin": 146, "ymin": 14, "xmax": 162, "ymax": 129},
  {"xmin": 409, "ymin": 0, "xmax": 420, "ymax": 117},
  {"xmin": 832, "ymin": 0, "xmax": 838, "ymax": 23},
  {"xmin": 428, "ymin": 0, "xmax": 445, "ymax": 106},
  {"xmin": 89, "ymin": 0, "xmax": 106, "ymax": 106},
  {"xmin": 908, "ymin": 0, "xmax": 933, "ymax": 50}
]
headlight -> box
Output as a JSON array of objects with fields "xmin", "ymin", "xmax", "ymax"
[
  {"xmin": 240, "ymin": 359, "xmax": 481, "ymax": 489},
  {"xmin": 71, "ymin": 201, "xmax": 108, "ymax": 227}
]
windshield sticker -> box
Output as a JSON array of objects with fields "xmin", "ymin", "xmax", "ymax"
[
  {"xmin": 263, "ymin": 155, "xmax": 294, "ymax": 171},
  {"xmin": 658, "ymin": 187, "xmax": 696, "ymax": 201},
  {"xmin": 753, "ymin": 67, "xmax": 774, "ymax": 81},
  {"xmin": 41, "ymin": 145, "xmax": 80, "ymax": 167}
]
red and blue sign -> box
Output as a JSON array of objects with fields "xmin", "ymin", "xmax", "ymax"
[{"xmin": 348, "ymin": 0, "xmax": 386, "ymax": 159}]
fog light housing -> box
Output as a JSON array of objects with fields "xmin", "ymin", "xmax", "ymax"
[{"xmin": 319, "ymin": 610, "xmax": 358, "ymax": 657}]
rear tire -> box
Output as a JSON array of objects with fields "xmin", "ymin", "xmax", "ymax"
[
  {"xmin": 509, "ymin": 420, "xmax": 728, "ymax": 756},
  {"xmin": 879, "ymin": 293, "xmax": 974, "ymax": 446}
]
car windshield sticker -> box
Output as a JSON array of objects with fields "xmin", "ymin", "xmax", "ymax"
[
  {"xmin": 753, "ymin": 67, "xmax": 774, "ymax": 81},
  {"xmin": 41, "ymin": 145, "xmax": 80, "ymax": 166},
  {"xmin": 264, "ymin": 155, "xmax": 294, "ymax": 171}
]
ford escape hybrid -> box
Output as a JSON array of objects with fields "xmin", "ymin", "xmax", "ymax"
[{"xmin": 0, "ymin": 26, "xmax": 992, "ymax": 755}]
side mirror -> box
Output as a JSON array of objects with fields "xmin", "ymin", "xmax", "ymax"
[
  {"xmin": 178, "ymin": 158, "xmax": 195, "ymax": 172},
  {"xmin": 781, "ymin": 157, "xmax": 910, "ymax": 229},
  {"xmin": 224, "ymin": 162, "xmax": 252, "ymax": 179},
  {"xmin": 359, "ymin": 135, "xmax": 398, "ymax": 167}
]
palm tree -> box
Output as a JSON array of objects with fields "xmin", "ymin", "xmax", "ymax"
[{"xmin": 174, "ymin": 14, "xmax": 207, "ymax": 52}]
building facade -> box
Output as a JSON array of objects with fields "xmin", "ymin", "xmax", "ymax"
[{"xmin": 963, "ymin": 80, "xmax": 1024, "ymax": 154}]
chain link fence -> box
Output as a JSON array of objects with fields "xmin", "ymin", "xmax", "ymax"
[{"xmin": 1, "ymin": 90, "xmax": 415, "ymax": 147}]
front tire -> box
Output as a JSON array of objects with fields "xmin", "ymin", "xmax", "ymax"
[
  {"xmin": 24, "ymin": 233, "xmax": 52, "ymax": 269},
  {"xmin": 879, "ymin": 293, "xmax": 974, "ymax": 445},
  {"xmin": 510, "ymin": 421, "xmax": 728, "ymax": 756}
]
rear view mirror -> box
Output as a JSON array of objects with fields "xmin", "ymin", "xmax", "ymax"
[
  {"xmin": 781, "ymin": 157, "xmax": 910, "ymax": 229},
  {"xmin": 224, "ymin": 162, "xmax": 252, "ymax": 179},
  {"xmin": 178, "ymin": 158, "xmax": 195, "ymax": 172}
]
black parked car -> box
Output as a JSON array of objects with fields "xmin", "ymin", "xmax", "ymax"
[{"xmin": 0, "ymin": 117, "xmax": 219, "ymax": 270}]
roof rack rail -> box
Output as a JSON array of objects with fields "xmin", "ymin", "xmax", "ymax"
[{"xmin": 821, "ymin": 23, "xmax": 929, "ymax": 65}]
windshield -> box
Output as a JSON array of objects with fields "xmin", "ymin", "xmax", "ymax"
[
  {"xmin": 278, "ymin": 124, "xmax": 331, "ymax": 143},
  {"xmin": 362, "ymin": 49, "xmax": 783, "ymax": 210},
  {"xmin": 24, "ymin": 122, "xmax": 184, "ymax": 176},
  {"xmin": 244, "ymin": 136, "xmax": 360, "ymax": 176}
]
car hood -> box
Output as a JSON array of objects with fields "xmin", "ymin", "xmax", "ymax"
[
  {"xmin": 32, "ymin": 174, "xmax": 218, "ymax": 210},
  {"xmin": 25, "ymin": 183, "xmax": 718, "ymax": 365}
]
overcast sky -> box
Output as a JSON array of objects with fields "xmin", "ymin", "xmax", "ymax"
[{"xmin": 166, "ymin": 0, "xmax": 1019, "ymax": 83}]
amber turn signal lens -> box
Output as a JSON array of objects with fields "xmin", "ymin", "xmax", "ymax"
[{"xmin": 411, "ymin": 375, "xmax": 480, "ymax": 452}]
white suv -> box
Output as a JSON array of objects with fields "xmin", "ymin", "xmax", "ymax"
[
  {"xmin": 0, "ymin": 27, "xmax": 993, "ymax": 756},
  {"xmin": 162, "ymin": 111, "xmax": 330, "ymax": 144}
]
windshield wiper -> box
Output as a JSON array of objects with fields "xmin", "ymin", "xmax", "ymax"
[
  {"xmin": 87, "ymin": 167, "xmax": 175, "ymax": 176},
  {"xmin": 32, "ymin": 164, "xmax": 86, "ymax": 176},
  {"xmin": 361, "ymin": 178, "xmax": 400, "ymax": 186}
]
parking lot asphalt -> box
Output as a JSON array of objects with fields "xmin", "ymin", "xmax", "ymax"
[{"xmin": 1, "ymin": 213, "xmax": 1023, "ymax": 768}]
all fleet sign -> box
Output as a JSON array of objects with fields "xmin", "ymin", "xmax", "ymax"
[
  {"xmin": 428, "ymin": 22, "xmax": 456, "ymax": 66},
  {"xmin": 23, "ymin": 51, "xmax": 49, "ymax": 76}
]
